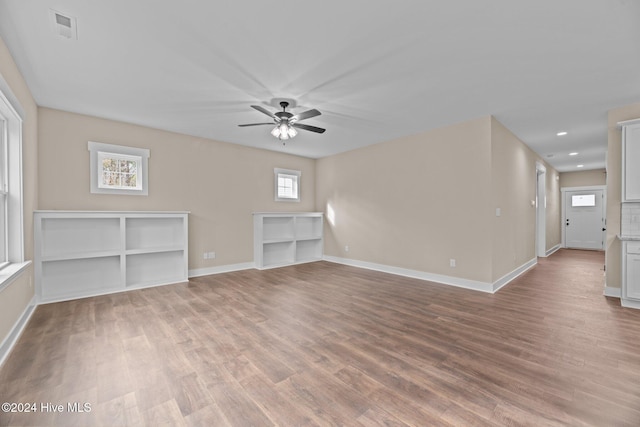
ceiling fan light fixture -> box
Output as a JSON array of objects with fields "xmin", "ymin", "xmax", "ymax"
[
  {"xmin": 240, "ymin": 101, "xmax": 325, "ymax": 141},
  {"xmin": 270, "ymin": 122, "xmax": 297, "ymax": 141}
]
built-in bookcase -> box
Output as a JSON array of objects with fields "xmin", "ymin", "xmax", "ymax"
[
  {"xmin": 34, "ymin": 211, "xmax": 189, "ymax": 303},
  {"xmin": 253, "ymin": 212, "xmax": 323, "ymax": 269}
]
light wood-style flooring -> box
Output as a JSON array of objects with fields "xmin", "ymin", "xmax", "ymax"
[{"xmin": 1, "ymin": 249, "xmax": 639, "ymax": 426}]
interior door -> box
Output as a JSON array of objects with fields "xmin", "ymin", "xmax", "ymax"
[{"xmin": 565, "ymin": 190, "xmax": 605, "ymax": 250}]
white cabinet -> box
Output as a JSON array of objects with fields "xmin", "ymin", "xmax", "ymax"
[
  {"xmin": 253, "ymin": 212, "xmax": 323, "ymax": 269},
  {"xmin": 622, "ymin": 240, "xmax": 640, "ymax": 309},
  {"xmin": 34, "ymin": 211, "xmax": 189, "ymax": 303},
  {"xmin": 620, "ymin": 119, "xmax": 640, "ymax": 202}
]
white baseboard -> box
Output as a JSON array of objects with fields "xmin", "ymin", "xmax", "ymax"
[
  {"xmin": 546, "ymin": 244, "xmax": 562, "ymax": 257},
  {"xmin": 492, "ymin": 258, "xmax": 537, "ymax": 292},
  {"xmin": 326, "ymin": 256, "xmax": 494, "ymax": 293},
  {"xmin": 323, "ymin": 256, "xmax": 493, "ymax": 292},
  {"xmin": 0, "ymin": 295, "xmax": 36, "ymax": 368},
  {"xmin": 188, "ymin": 262, "xmax": 255, "ymax": 278},
  {"xmin": 323, "ymin": 256, "xmax": 537, "ymax": 294},
  {"xmin": 621, "ymin": 298, "xmax": 640, "ymax": 309},
  {"xmin": 603, "ymin": 286, "xmax": 621, "ymax": 298}
]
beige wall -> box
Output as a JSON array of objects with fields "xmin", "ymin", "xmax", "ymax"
[
  {"xmin": 316, "ymin": 116, "xmax": 560, "ymax": 285},
  {"xmin": 317, "ymin": 117, "xmax": 494, "ymax": 282},
  {"xmin": 560, "ymin": 169, "xmax": 606, "ymax": 188},
  {"xmin": 490, "ymin": 118, "xmax": 559, "ymax": 281},
  {"xmin": 606, "ymin": 103, "xmax": 640, "ymax": 289},
  {"xmin": 0, "ymin": 37, "xmax": 38, "ymax": 345},
  {"xmin": 38, "ymin": 108, "xmax": 316, "ymax": 270}
]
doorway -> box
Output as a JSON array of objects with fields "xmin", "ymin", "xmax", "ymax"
[
  {"xmin": 536, "ymin": 162, "xmax": 546, "ymax": 257},
  {"xmin": 562, "ymin": 186, "xmax": 606, "ymax": 250}
]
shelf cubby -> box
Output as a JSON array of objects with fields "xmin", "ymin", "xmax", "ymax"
[
  {"xmin": 295, "ymin": 239, "xmax": 323, "ymax": 262},
  {"xmin": 295, "ymin": 216, "xmax": 323, "ymax": 240},
  {"xmin": 126, "ymin": 250, "xmax": 186, "ymax": 288},
  {"xmin": 40, "ymin": 217, "xmax": 120, "ymax": 258},
  {"xmin": 262, "ymin": 241, "xmax": 296, "ymax": 267},
  {"xmin": 262, "ymin": 216, "xmax": 295, "ymax": 241},
  {"xmin": 41, "ymin": 256, "xmax": 121, "ymax": 301},
  {"xmin": 126, "ymin": 216, "xmax": 185, "ymax": 251}
]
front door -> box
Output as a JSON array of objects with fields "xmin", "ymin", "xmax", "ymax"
[{"xmin": 565, "ymin": 190, "xmax": 605, "ymax": 250}]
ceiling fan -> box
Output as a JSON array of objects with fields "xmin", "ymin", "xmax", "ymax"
[{"xmin": 239, "ymin": 101, "xmax": 326, "ymax": 142}]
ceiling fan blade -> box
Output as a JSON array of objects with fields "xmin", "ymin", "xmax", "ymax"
[
  {"xmin": 251, "ymin": 105, "xmax": 277, "ymax": 119},
  {"xmin": 292, "ymin": 109, "xmax": 321, "ymax": 122},
  {"xmin": 238, "ymin": 123, "xmax": 274, "ymax": 127},
  {"xmin": 292, "ymin": 123, "xmax": 326, "ymax": 134}
]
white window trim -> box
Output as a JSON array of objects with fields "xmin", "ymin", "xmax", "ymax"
[
  {"xmin": 88, "ymin": 141, "xmax": 149, "ymax": 195},
  {"xmin": 274, "ymin": 168, "xmax": 301, "ymax": 202},
  {"xmin": 0, "ymin": 72, "xmax": 27, "ymax": 286}
]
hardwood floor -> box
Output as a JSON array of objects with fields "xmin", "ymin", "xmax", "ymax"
[{"xmin": 1, "ymin": 249, "xmax": 639, "ymax": 426}]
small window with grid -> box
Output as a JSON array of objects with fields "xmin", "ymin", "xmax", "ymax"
[
  {"xmin": 274, "ymin": 168, "xmax": 301, "ymax": 202},
  {"xmin": 89, "ymin": 141, "xmax": 149, "ymax": 195}
]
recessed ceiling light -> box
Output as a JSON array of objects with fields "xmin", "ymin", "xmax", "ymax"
[
  {"xmin": 557, "ymin": 131, "xmax": 568, "ymax": 136},
  {"xmin": 569, "ymin": 152, "xmax": 578, "ymax": 156},
  {"xmin": 577, "ymin": 164, "xmax": 584, "ymax": 168}
]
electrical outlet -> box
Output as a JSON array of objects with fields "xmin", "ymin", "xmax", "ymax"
[
  {"xmin": 209, "ymin": 251, "xmax": 216, "ymax": 259},
  {"xmin": 344, "ymin": 245, "xmax": 349, "ymax": 252},
  {"xmin": 203, "ymin": 252, "xmax": 208, "ymax": 260},
  {"xmin": 450, "ymin": 259, "xmax": 456, "ymax": 268},
  {"xmin": 203, "ymin": 251, "xmax": 216, "ymax": 260}
]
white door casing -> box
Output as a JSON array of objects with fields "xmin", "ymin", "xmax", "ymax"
[{"xmin": 536, "ymin": 162, "xmax": 546, "ymax": 257}]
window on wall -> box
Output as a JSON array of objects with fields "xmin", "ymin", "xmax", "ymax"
[
  {"xmin": 0, "ymin": 77, "xmax": 26, "ymax": 278},
  {"xmin": 274, "ymin": 168, "xmax": 301, "ymax": 202},
  {"xmin": 88, "ymin": 141, "xmax": 149, "ymax": 195},
  {"xmin": 0, "ymin": 118, "xmax": 7, "ymax": 267},
  {"xmin": 98, "ymin": 152, "xmax": 142, "ymax": 191},
  {"xmin": 571, "ymin": 194, "xmax": 596, "ymax": 207}
]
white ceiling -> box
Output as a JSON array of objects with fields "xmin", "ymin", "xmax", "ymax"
[{"xmin": 1, "ymin": 1, "xmax": 639, "ymax": 172}]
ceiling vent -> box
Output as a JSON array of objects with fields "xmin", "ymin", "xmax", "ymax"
[{"xmin": 49, "ymin": 9, "xmax": 78, "ymax": 40}]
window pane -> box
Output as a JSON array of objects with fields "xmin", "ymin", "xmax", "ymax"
[
  {"xmin": 278, "ymin": 175, "xmax": 296, "ymax": 198},
  {"xmin": 103, "ymin": 171, "xmax": 120, "ymax": 187},
  {"xmin": 572, "ymin": 194, "xmax": 595, "ymax": 207},
  {"xmin": 99, "ymin": 153, "xmax": 141, "ymax": 190},
  {"xmin": 126, "ymin": 160, "xmax": 137, "ymax": 174},
  {"xmin": 102, "ymin": 158, "xmax": 118, "ymax": 172},
  {"xmin": 122, "ymin": 172, "xmax": 137, "ymax": 188},
  {"xmin": 0, "ymin": 193, "xmax": 5, "ymax": 263}
]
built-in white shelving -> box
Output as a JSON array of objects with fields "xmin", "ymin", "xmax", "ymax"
[
  {"xmin": 253, "ymin": 212, "xmax": 323, "ymax": 269},
  {"xmin": 34, "ymin": 211, "xmax": 189, "ymax": 303}
]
